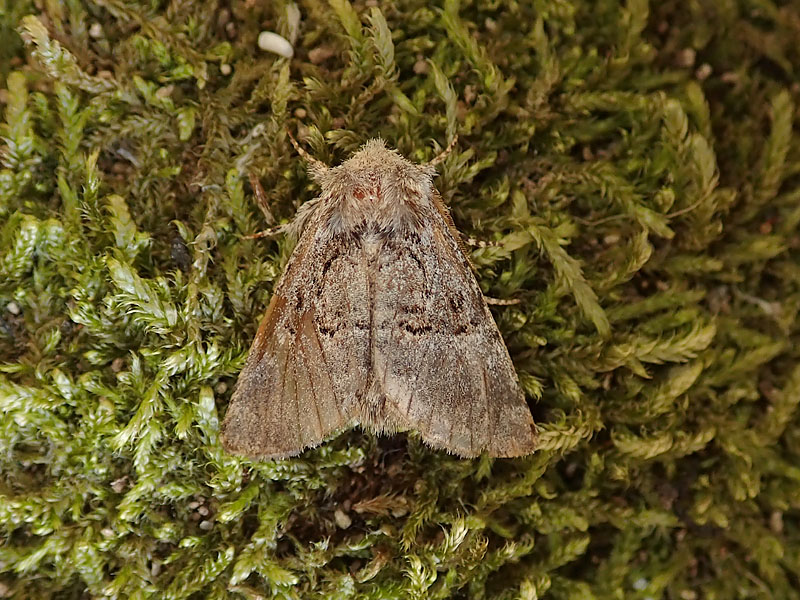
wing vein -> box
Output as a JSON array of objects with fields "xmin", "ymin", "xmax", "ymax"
[
  {"xmin": 436, "ymin": 244, "xmax": 462, "ymax": 451},
  {"xmin": 279, "ymin": 328, "xmax": 294, "ymax": 449},
  {"xmin": 404, "ymin": 324, "xmax": 431, "ymax": 420},
  {"xmin": 483, "ymin": 366, "xmax": 492, "ymax": 453},
  {"xmin": 300, "ymin": 333, "xmax": 325, "ymax": 438},
  {"xmin": 365, "ymin": 249, "xmax": 375, "ymax": 399},
  {"xmin": 291, "ymin": 335, "xmax": 302, "ymax": 448},
  {"xmin": 309, "ymin": 323, "xmax": 345, "ymax": 421},
  {"xmin": 442, "ymin": 241, "xmax": 468, "ymax": 452}
]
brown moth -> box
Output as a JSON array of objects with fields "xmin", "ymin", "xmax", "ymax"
[{"xmin": 220, "ymin": 137, "xmax": 537, "ymax": 459}]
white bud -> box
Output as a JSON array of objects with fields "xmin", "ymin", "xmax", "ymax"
[{"xmin": 258, "ymin": 31, "xmax": 293, "ymax": 58}]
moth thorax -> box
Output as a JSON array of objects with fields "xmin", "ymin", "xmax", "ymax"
[{"xmin": 362, "ymin": 232, "xmax": 382, "ymax": 257}]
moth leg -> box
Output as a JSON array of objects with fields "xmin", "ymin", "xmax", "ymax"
[
  {"xmin": 242, "ymin": 224, "xmax": 288, "ymax": 240},
  {"xmin": 428, "ymin": 135, "xmax": 458, "ymax": 167},
  {"xmin": 484, "ymin": 296, "xmax": 520, "ymax": 306},
  {"xmin": 463, "ymin": 237, "xmax": 502, "ymax": 249},
  {"xmin": 467, "ymin": 237, "xmax": 518, "ymax": 304}
]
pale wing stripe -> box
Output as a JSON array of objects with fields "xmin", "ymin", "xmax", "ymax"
[
  {"xmin": 278, "ymin": 337, "xmax": 294, "ymax": 449},
  {"xmin": 436, "ymin": 241, "xmax": 466, "ymax": 452},
  {"xmin": 365, "ymin": 249, "xmax": 375, "ymax": 400},
  {"xmin": 308, "ymin": 324, "xmax": 345, "ymax": 421},
  {"xmin": 291, "ymin": 346, "xmax": 303, "ymax": 448},
  {"xmin": 381, "ymin": 293, "xmax": 404, "ymax": 395},
  {"xmin": 298, "ymin": 334, "xmax": 325, "ymax": 439},
  {"xmin": 482, "ymin": 366, "xmax": 492, "ymax": 452}
]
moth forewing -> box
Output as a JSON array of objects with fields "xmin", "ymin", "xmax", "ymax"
[
  {"xmin": 220, "ymin": 138, "xmax": 537, "ymax": 460},
  {"xmin": 370, "ymin": 193, "xmax": 536, "ymax": 457},
  {"xmin": 220, "ymin": 229, "xmax": 352, "ymax": 459}
]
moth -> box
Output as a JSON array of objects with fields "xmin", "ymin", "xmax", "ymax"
[{"xmin": 220, "ymin": 136, "xmax": 537, "ymax": 459}]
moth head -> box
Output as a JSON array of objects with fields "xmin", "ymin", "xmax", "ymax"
[
  {"xmin": 342, "ymin": 138, "xmax": 426, "ymax": 173},
  {"xmin": 322, "ymin": 139, "xmax": 438, "ymax": 203},
  {"xmin": 289, "ymin": 134, "xmax": 454, "ymax": 192},
  {"xmin": 339, "ymin": 137, "xmax": 456, "ymax": 181}
]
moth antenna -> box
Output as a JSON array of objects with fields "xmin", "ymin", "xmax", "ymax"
[
  {"xmin": 427, "ymin": 135, "xmax": 459, "ymax": 167},
  {"xmin": 287, "ymin": 129, "xmax": 329, "ymax": 180}
]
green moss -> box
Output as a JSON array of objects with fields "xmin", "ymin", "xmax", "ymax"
[{"xmin": 1, "ymin": 0, "xmax": 799, "ymax": 598}]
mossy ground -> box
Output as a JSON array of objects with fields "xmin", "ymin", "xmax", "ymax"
[{"xmin": 1, "ymin": 0, "xmax": 799, "ymax": 598}]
